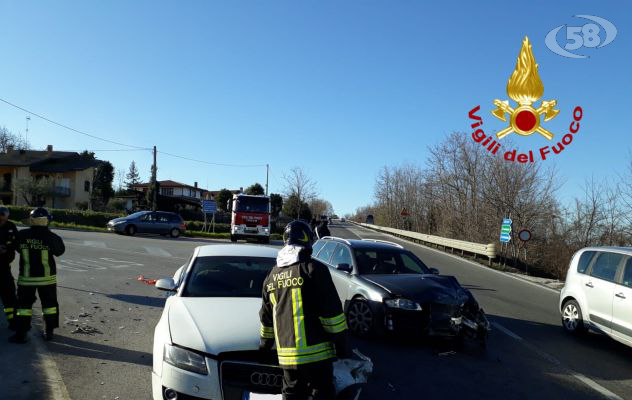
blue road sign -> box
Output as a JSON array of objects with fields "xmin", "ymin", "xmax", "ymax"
[
  {"xmin": 202, "ymin": 200, "xmax": 217, "ymax": 214},
  {"xmin": 500, "ymin": 233, "xmax": 511, "ymax": 243},
  {"xmin": 500, "ymin": 218, "xmax": 512, "ymax": 243},
  {"xmin": 503, "ymin": 218, "xmax": 512, "ymax": 225}
]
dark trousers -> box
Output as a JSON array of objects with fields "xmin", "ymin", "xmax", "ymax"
[
  {"xmin": 15, "ymin": 284, "xmax": 59, "ymax": 334},
  {"xmin": 282, "ymin": 362, "xmax": 335, "ymax": 400},
  {"xmin": 0, "ymin": 266, "xmax": 17, "ymax": 327}
]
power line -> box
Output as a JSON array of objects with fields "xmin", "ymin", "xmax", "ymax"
[
  {"xmin": 157, "ymin": 150, "xmax": 266, "ymax": 168},
  {"xmin": 0, "ymin": 97, "xmax": 149, "ymax": 150}
]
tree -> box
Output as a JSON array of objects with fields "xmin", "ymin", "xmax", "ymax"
[
  {"xmin": 215, "ymin": 189, "xmax": 233, "ymax": 212},
  {"xmin": 14, "ymin": 177, "xmax": 55, "ymax": 206},
  {"xmin": 283, "ymin": 167, "xmax": 317, "ymax": 219},
  {"xmin": 0, "ymin": 126, "xmax": 29, "ymax": 152},
  {"xmin": 125, "ymin": 161, "xmax": 141, "ymax": 189},
  {"xmin": 245, "ymin": 183, "xmax": 265, "ymax": 196},
  {"xmin": 309, "ymin": 198, "xmax": 334, "ymax": 218},
  {"xmin": 91, "ymin": 161, "xmax": 115, "ymax": 210},
  {"xmin": 282, "ymin": 194, "xmax": 312, "ymax": 221},
  {"xmin": 270, "ymin": 193, "xmax": 283, "ymax": 217}
]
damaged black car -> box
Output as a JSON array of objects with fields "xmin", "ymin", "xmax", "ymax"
[{"xmin": 312, "ymin": 237, "xmax": 490, "ymax": 345}]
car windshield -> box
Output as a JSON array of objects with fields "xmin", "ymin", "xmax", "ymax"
[
  {"xmin": 354, "ymin": 249, "xmax": 430, "ymax": 275},
  {"xmin": 235, "ymin": 197, "xmax": 269, "ymax": 213},
  {"xmin": 182, "ymin": 256, "xmax": 276, "ymax": 297},
  {"xmin": 127, "ymin": 211, "xmax": 149, "ymax": 219}
]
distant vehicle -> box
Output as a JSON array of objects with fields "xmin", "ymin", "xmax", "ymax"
[
  {"xmin": 365, "ymin": 214, "xmax": 374, "ymax": 224},
  {"xmin": 312, "ymin": 237, "xmax": 490, "ymax": 344},
  {"xmin": 340, "ymin": 217, "xmax": 346, "ymax": 223},
  {"xmin": 152, "ymin": 244, "xmax": 281, "ymax": 399},
  {"xmin": 107, "ymin": 211, "xmax": 186, "ymax": 238},
  {"xmin": 559, "ymin": 247, "xmax": 632, "ymax": 348},
  {"xmin": 229, "ymin": 194, "xmax": 271, "ymax": 244}
]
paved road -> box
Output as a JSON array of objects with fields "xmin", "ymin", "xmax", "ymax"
[
  {"xmin": 330, "ymin": 223, "xmax": 632, "ymax": 400},
  {"xmin": 17, "ymin": 225, "xmax": 632, "ymax": 399}
]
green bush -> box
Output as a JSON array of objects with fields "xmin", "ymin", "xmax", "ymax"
[{"xmin": 7, "ymin": 206, "xmax": 123, "ymax": 228}]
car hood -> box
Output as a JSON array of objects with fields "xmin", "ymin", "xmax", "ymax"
[
  {"xmin": 109, "ymin": 217, "xmax": 129, "ymax": 223},
  {"xmin": 362, "ymin": 274, "xmax": 468, "ymax": 304},
  {"xmin": 168, "ymin": 297, "xmax": 262, "ymax": 355}
]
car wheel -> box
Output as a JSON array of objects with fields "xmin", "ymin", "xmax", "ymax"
[
  {"xmin": 125, "ymin": 225, "xmax": 137, "ymax": 236},
  {"xmin": 562, "ymin": 299, "xmax": 587, "ymax": 335},
  {"xmin": 169, "ymin": 228, "xmax": 180, "ymax": 238},
  {"xmin": 230, "ymin": 235, "xmax": 237, "ymax": 243},
  {"xmin": 347, "ymin": 298, "xmax": 374, "ymax": 336}
]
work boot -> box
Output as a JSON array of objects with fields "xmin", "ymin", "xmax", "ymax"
[
  {"xmin": 43, "ymin": 328, "xmax": 55, "ymax": 341},
  {"xmin": 8, "ymin": 332, "xmax": 29, "ymax": 344}
]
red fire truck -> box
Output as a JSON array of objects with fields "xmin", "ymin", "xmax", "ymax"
[{"xmin": 229, "ymin": 194, "xmax": 271, "ymax": 244}]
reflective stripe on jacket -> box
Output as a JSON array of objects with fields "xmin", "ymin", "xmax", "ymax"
[
  {"xmin": 260, "ymin": 255, "xmax": 347, "ymax": 368},
  {"xmin": 17, "ymin": 227, "xmax": 65, "ymax": 286}
]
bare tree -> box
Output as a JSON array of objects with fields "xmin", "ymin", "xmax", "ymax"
[
  {"xmin": 0, "ymin": 126, "xmax": 29, "ymax": 152},
  {"xmin": 309, "ymin": 198, "xmax": 334, "ymax": 218},
  {"xmin": 282, "ymin": 167, "xmax": 317, "ymax": 218}
]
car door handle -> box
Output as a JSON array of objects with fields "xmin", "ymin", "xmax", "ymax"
[
  {"xmin": 585, "ymin": 282, "xmax": 594, "ymax": 288},
  {"xmin": 615, "ymin": 292, "xmax": 626, "ymax": 299}
]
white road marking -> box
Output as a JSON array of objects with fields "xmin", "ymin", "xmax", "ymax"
[
  {"xmin": 82, "ymin": 240, "xmax": 107, "ymax": 248},
  {"xmin": 98, "ymin": 257, "xmax": 144, "ymax": 269},
  {"xmin": 65, "ymin": 241, "xmax": 188, "ymax": 260},
  {"xmin": 143, "ymin": 246, "xmax": 172, "ymax": 258},
  {"xmin": 491, "ymin": 322, "xmax": 523, "ymax": 341},
  {"xmin": 58, "ymin": 257, "xmax": 144, "ymax": 272},
  {"xmin": 492, "ymin": 321, "xmax": 623, "ymax": 400}
]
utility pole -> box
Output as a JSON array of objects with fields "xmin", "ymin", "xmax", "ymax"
[
  {"xmin": 265, "ymin": 164, "xmax": 269, "ymax": 196},
  {"xmin": 25, "ymin": 116, "xmax": 30, "ymax": 147},
  {"xmin": 152, "ymin": 145, "xmax": 157, "ymax": 211}
]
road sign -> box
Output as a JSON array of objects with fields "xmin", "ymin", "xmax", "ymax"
[
  {"xmin": 518, "ymin": 229, "xmax": 532, "ymax": 242},
  {"xmin": 202, "ymin": 200, "xmax": 217, "ymax": 214},
  {"xmin": 400, "ymin": 208, "xmax": 410, "ymax": 217},
  {"xmin": 500, "ymin": 218, "xmax": 512, "ymax": 243}
]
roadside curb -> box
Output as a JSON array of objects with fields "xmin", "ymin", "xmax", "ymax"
[
  {"xmin": 349, "ymin": 222, "xmax": 562, "ymax": 293},
  {"xmin": 33, "ymin": 330, "xmax": 72, "ymax": 400}
]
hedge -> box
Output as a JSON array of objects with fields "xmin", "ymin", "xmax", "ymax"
[{"xmin": 7, "ymin": 206, "xmax": 123, "ymax": 227}]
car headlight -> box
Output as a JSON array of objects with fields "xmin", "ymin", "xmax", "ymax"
[
  {"xmin": 263, "ymin": 228, "xmax": 269, "ymax": 233},
  {"xmin": 164, "ymin": 344, "xmax": 208, "ymax": 375},
  {"xmin": 384, "ymin": 298, "xmax": 422, "ymax": 311}
]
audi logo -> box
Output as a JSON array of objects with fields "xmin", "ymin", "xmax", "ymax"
[{"xmin": 250, "ymin": 372, "xmax": 283, "ymax": 387}]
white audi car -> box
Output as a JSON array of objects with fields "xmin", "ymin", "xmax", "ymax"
[{"xmin": 152, "ymin": 244, "xmax": 281, "ymax": 400}]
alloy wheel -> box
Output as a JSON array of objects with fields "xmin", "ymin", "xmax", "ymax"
[
  {"xmin": 562, "ymin": 303, "xmax": 579, "ymax": 331},
  {"xmin": 348, "ymin": 300, "xmax": 372, "ymax": 334}
]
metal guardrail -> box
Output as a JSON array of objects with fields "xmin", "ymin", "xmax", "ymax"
[{"xmin": 351, "ymin": 222, "xmax": 497, "ymax": 265}]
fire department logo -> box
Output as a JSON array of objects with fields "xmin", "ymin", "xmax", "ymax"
[{"xmin": 492, "ymin": 36, "xmax": 559, "ymax": 140}]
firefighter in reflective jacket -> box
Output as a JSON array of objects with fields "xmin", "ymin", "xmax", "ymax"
[
  {"xmin": 0, "ymin": 206, "xmax": 18, "ymax": 330},
  {"xmin": 9, "ymin": 208, "xmax": 65, "ymax": 344},
  {"xmin": 260, "ymin": 220, "xmax": 348, "ymax": 400}
]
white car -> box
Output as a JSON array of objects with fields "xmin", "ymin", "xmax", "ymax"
[
  {"xmin": 559, "ymin": 247, "xmax": 632, "ymax": 347},
  {"xmin": 152, "ymin": 244, "xmax": 281, "ymax": 400}
]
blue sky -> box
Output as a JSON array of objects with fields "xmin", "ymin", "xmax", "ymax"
[{"xmin": 0, "ymin": 1, "xmax": 629, "ymax": 215}]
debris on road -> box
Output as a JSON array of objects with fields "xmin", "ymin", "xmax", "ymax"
[
  {"xmin": 71, "ymin": 325, "xmax": 103, "ymax": 335},
  {"xmin": 137, "ymin": 275, "xmax": 157, "ymax": 285},
  {"xmin": 64, "ymin": 317, "xmax": 79, "ymax": 324},
  {"xmin": 438, "ymin": 350, "xmax": 457, "ymax": 357},
  {"xmin": 78, "ymin": 312, "xmax": 92, "ymax": 318},
  {"xmin": 333, "ymin": 349, "xmax": 373, "ymax": 396}
]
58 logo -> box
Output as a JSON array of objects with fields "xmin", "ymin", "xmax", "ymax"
[{"xmin": 545, "ymin": 15, "xmax": 617, "ymax": 59}]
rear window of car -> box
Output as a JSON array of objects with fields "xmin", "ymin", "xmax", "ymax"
[
  {"xmin": 622, "ymin": 258, "xmax": 632, "ymax": 288},
  {"xmin": 590, "ymin": 252, "xmax": 624, "ymax": 282},
  {"xmin": 316, "ymin": 241, "xmax": 337, "ymax": 264},
  {"xmin": 312, "ymin": 240, "xmax": 326, "ymax": 256},
  {"xmin": 577, "ymin": 251, "xmax": 596, "ymax": 274},
  {"xmin": 182, "ymin": 256, "xmax": 276, "ymax": 297}
]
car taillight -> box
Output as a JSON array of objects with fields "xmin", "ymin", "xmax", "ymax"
[{"xmin": 180, "ymin": 223, "xmax": 186, "ymax": 229}]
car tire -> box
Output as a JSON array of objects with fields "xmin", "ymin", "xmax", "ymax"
[
  {"xmin": 169, "ymin": 228, "xmax": 180, "ymax": 238},
  {"xmin": 230, "ymin": 235, "xmax": 237, "ymax": 243},
  {"xmin": 125, "ymin": 225, "xmax": 137, "ymax": 236},
  {"xmin": 346, "ymin": 298, "xmax": 374, "ymax": 337},
  {"xmin": 561, "ymin": 299, "xmax": 587, "ymax": 335}
]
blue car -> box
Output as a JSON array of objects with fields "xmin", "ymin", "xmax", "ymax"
[{"xmin": 107, "ymin": 211, "xmax": 186, "ymax": 238}]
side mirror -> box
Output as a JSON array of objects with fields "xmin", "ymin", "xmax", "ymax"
[
  {"xmin": 429, "ymin": 268, "xmax": 440, "ymax": 275},
  {"xmin": 336, "ymin": 263, "xmax": 353, "ymax": 273},
  {"xmin": 155, "ymin": 278, "xmax": 177, "ymax": 292}
]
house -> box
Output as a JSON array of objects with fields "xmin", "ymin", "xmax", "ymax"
[
  {"xmin": 0, "ymin": 145, "xmax": 100, "ymax": 209},
  {"xmin": 131, "ymin": 180, "xmax": 208, "ymax": 201}
]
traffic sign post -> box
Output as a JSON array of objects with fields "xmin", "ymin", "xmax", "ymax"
[
  {"xmin": 202, "ymin": 200, "xmax": 217, "ymax": 233},
  {"xmin": 500, "ymin": 218, "xmax": 512, "ymax": 243}
]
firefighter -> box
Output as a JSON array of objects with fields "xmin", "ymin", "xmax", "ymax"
[
  {"xmin": 260, "ymin": 220, "xmax": 348, "ymax": 400},
  {"xmin": 0, "ymin": 206, "xmax": 18, "ymax": 330},
  {"xmin": 315, "ymin": 220, "xmax": 331, "ymax": 239},
  {"xmin": 9, "ymin": 208, "xmax": 65, "ymax": 343}
]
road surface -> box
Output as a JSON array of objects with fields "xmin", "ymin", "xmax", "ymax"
[{"xmin": 16, "ymin": 225, "xmax": 632, "ymax": 399}]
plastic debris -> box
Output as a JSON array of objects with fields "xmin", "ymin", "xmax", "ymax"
[
  {"xmin": 333, "ymin": 349, "xmax": 373, "ymax": 395},
  {"xmin": 118, "ymin": 326, "xmax": 125, "ymax": 330},
  {"xmin": 438, "ymin": 350, "xmax": 457, "ymax": 357},
  {"xmin": 64, "ymin": 317, "xmax": 79, "ymax": 324},
  {"xmin": 72, "ymin": 326, "xmax": 103, "ymax": 335},
  {"xmin": 137, "ymin": 275, "xmax": 157, "ymax": 285},
  {"xmin": 78, "ymin": 312, "xmax": 91, "ymax": 318}
]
